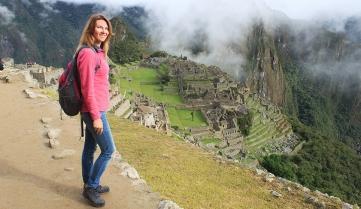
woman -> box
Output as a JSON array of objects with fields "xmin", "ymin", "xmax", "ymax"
[{"xmin": 76, "ymin": 14, "xmax": 115, "ymax": 207}]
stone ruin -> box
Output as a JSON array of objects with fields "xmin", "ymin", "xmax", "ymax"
[
  {"xmin": 167, "ymin": 58, "xmax": 243, "ymax": 106},
  {"xmin": 140, "ymin": 56, "xmax": 250, "ymax": 159},
  {"xmin": 140, "ymin": 55, "xmax": 299, "ymax": 160},
  {"xmin": 29, "ymin": 66, "xmax": 62, "ymax": 88},
  {"xmin": 0, "ymin": 57, "xmax": 62, "ymax": 88},
  {"xmin": 131, "ymin": 93, "xmax": 170, "ymax": 132}
]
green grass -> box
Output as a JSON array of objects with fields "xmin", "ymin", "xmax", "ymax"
[
  {"xmin": 201, "ymin": 137, "xmax": 221, "ymax": 145},
  {"xmin": 116, "ymin": 66, "xmax": 207, "ymax": 129},
  {"xmin": 109, "ymin": 116, "xmax": 339, "ymax": 209},
  {"xmin": 167, "ymin": 107, "xmax": 207, "ymax": 130},
  {"xmin": 118, "ymin": 67, "xmax": 183, "ymax": 106}
]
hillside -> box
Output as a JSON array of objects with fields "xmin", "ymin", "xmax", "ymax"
[
  {"xmin": 0, "ymin": 0, "xmax": 146, "ymax": 67},
  {"xmin": 244, "ymin": 21, "xmax": 361, "ymax": 205}
]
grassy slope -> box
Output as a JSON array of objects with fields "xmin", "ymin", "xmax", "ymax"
[
  {"xmin": 117, "ymin": 67, "xmax": 183, "ymax": 105},
  {"xmin": 116, "ymin": 66, "xmax": 207, "ymax": 129},
  {"xmin": 110, "ymin": 115, "xmax": 341, "ymax": 209}
]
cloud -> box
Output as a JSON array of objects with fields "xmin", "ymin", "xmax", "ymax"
[
  {"xmin": 38, "ymin": 0, "xmax": 361, "ymax": 79},
  {"xmin": 20, "ymin": 0, "xmax": 32, "ymax": 6},
  {"xmin": 0, "ymin": 4, "xmax": 15, "ymax": 25}
]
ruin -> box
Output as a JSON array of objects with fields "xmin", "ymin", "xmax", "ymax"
[{"xmin": 139, "ymin": 55, "xmax": 298, "ymax": 159}]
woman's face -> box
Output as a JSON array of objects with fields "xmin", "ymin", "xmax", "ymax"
[{"xmin": 93, "ymin": 19, "xmax": 109, "ymax": 45}]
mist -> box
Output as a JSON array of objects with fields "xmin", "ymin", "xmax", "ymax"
[
  {"xmin": 0, "ymin": 4, "xmax": 15, "ymax": 25},
  {"xmin": 37, "ymin": 0, "xmax": 361, "ymax": 80}
]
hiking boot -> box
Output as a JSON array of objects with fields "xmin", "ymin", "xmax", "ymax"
[
  {"xmin": 96, "ymin": 185, "xmax": 110, "ymax": 193},
  {"xmin": 83, "ymin": 186, "xmax": 105, "ymax": 207}
]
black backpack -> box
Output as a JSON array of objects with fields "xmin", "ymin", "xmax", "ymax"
[{"xmin": 58, "ymin": 46, "xmax": 98, "ymax": 116}]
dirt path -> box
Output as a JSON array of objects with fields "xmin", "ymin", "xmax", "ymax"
[{"xmin": 0, "ymin": 80, "xmax": 160, "ymax": 209}]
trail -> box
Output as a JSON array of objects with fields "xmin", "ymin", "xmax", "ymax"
[{"xmin": 0, "ymin": 80, "xmax": 160, "ymax": 209}]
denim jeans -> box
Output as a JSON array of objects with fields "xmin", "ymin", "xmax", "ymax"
[{"xmin": 81, "ymin": 112, "xmax": 115, "ymax": 189}]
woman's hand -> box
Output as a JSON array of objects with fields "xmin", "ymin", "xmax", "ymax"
[{"xmin": 93, "ymin": 119, "xmax": 103, "ymax": 135}]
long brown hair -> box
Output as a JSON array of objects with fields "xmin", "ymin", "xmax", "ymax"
[{"xmin": 76, "ymin": 14, "xmax": 112, "ymax": 56}]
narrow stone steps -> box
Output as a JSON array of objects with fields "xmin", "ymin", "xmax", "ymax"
[{"xmin": 114, "ymin": 100, "xmax": 131, "ymax": 117}]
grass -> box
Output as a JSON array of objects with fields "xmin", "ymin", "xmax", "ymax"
[
  {"xmin": 117, "ymin": 67, "xmax": 183, "ymax": 106},
  {"xmin": 40, "ymin": 87, "xmax": 58, "ymax": 101},
  {"xmin": 116, "ymin": 66, "xmax": 207, "ymax": 129},
  {"xmin": 167, "ymin": 107, "xmax": 207, "ymax": 130},
  {"xmin": 109, "ymin": 115, "xmax": 338, "ymax": 209},
  {"xmin": 201, "ymin": 137, "xmax": 221, "ymax": 145}
]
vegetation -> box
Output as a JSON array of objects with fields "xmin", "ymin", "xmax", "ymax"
[
  {"xmin": 260, "ymin": 39, "xmax": 361, "ymax": 205},
  {"xmin": 109, "ymin": 17, "xmax": 144, "ymax": 64},
  {"xmin": 261, "ymin": 132, "xmax": 361, "ymax": 205},
  {"xmin": 167, "ymin": 107, "xmax": 207, "ymax": 130},
  {"xmin": 117, "ymin": 67, "xmax": 183, "ymax": 105},
  {"xmin": 237, "ymin": 111, "xmax": 253, "ymax": 136},
  {"xmin": 115, "ymin": 65, "xmax": 207, "ymax": 129},
  {"xmin": 109, "ymin": 116, "xmax": 340, "ymax": 209},
  {"xmin": 150, "ymin": 51, "xmax": 168, "ymax": 58}
]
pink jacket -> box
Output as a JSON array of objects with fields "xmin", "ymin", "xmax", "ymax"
[{"xmin": 77, "ymin": 47, "xmax": 110, "ymax": 121}]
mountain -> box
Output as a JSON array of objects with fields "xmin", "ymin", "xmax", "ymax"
[
  {"xmin": 0, "ymin": 0, "xmax": 146, "ymax": 67},
  {"xmin": 1, "ymin": 0, "xmax": 360, "ymax": 205},
  {"xmin": 244, "ymin": 19, "xmax": 361, "ymax": 204}
]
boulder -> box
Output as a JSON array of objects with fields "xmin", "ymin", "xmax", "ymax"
[
  {"xmin": 271, "ymin": 190, "xmax": 282, "ymax": 198},
  {"xmin": 158, "ymin": 200, "xmax": 183, "ymax": 209},
  {"xmin": 48, "ymin": 138, "xmax": 59, "ymax": 148},
  {"xmin": 47, "ymin": 128, "xmax": 61, "ymax": 140}
]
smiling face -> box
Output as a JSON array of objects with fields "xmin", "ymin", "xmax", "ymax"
[{"xmin": 93, "ymin": 19, "xmax": 109, "ymax": 45}]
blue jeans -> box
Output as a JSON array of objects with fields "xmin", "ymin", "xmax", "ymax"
[{"xmin": 81, "ymin": 112, "xmax": 115, "ymax": 189}]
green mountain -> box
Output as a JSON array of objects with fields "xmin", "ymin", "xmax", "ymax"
[
  {"xmin": 244, "ymin": 20, "xmax": 361, "ymax": 204},
  {"xmin": 0, "ymin": 0, "xmax": 146, "ymax": 67},
  {"xmin": 1, "ymin": 0, "xmax": 360, "ymax": 205}
]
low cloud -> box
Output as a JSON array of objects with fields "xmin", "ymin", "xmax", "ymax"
[
  {"xmin": 0, "ymin": 4, "xmax": 15, "ymax": 25},
  {"xmin": 38, "ymin": 0, "xmax": 361, "ymax": 80}
]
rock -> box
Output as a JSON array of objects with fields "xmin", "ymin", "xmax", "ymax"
[
  {"xmin": 271, "ymin": 190, "xmax": 282, "ymax": 198},
  {"xmin": 330, "ymin": 196, "xmax": 342, "ymax": 203},
  {"xmin": 23, "ymin": 88, "xmax": 46, "ymax": 98},
  {"xmin": 47, "ymin": 128, "xmax": 61, "ymax": 139},
  {"xmin": 64, "ymin": 167, "xmax": 74, "ymax": 171},
  {"xmin": 266, "ymin": 173, "xmax": 275, "ymax": 178},
  {"xmin": 158, "ymin": 200, "xmax": 183, "ymax": 209},
  {"xmin": 304, "ymin": 194, "xmax": 325, "ymax": 208},
  {"xmin": 342, "ymin": 203, "xmax": 353, "ymax": 209},
  {"xmin": 48, "ymin": 138, "xmax": 59, "ymax": 148},
  {"xmin": 255, "ymin": 168, "xmax": 265, "ymax": 176},
  {"xmin": 52, "ymin": 149, "xmax": 75, "ymax": 160},
  {"xmin": 264, "ymin": 174, "xmax": 274, "ymax": 183},
  {"xmin": 112, "ymin": 151, "xmax": 122, "ymax": 162},
  {"xmin": 41, "ymin": 117, "xmax": 53, "ymax": 124},
  {"xmin": 131, "ymin": 179, "xmax": 147, "ymax": 186},
  {"xmin": 24, "ymin": 89, "xmax": 38, "ymax": 98},
  {"xmin": 302, "ymin": 186, "xmax": 311, "ymax": 193},
  {"xmin": 315, "ymin": 201, "xmax": 326, "ymax": 209},
  {"xmin": 121, "ymin": 166, "xmax": 140, "ymax": 180},
  {"xmin": 286, "ymin": 187, "xmax": 292, "ymax": 192}
]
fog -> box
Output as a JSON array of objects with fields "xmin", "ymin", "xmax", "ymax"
[{"xmin": 10, "ymin": 0, "xmax": 361, "ymax": 80}]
